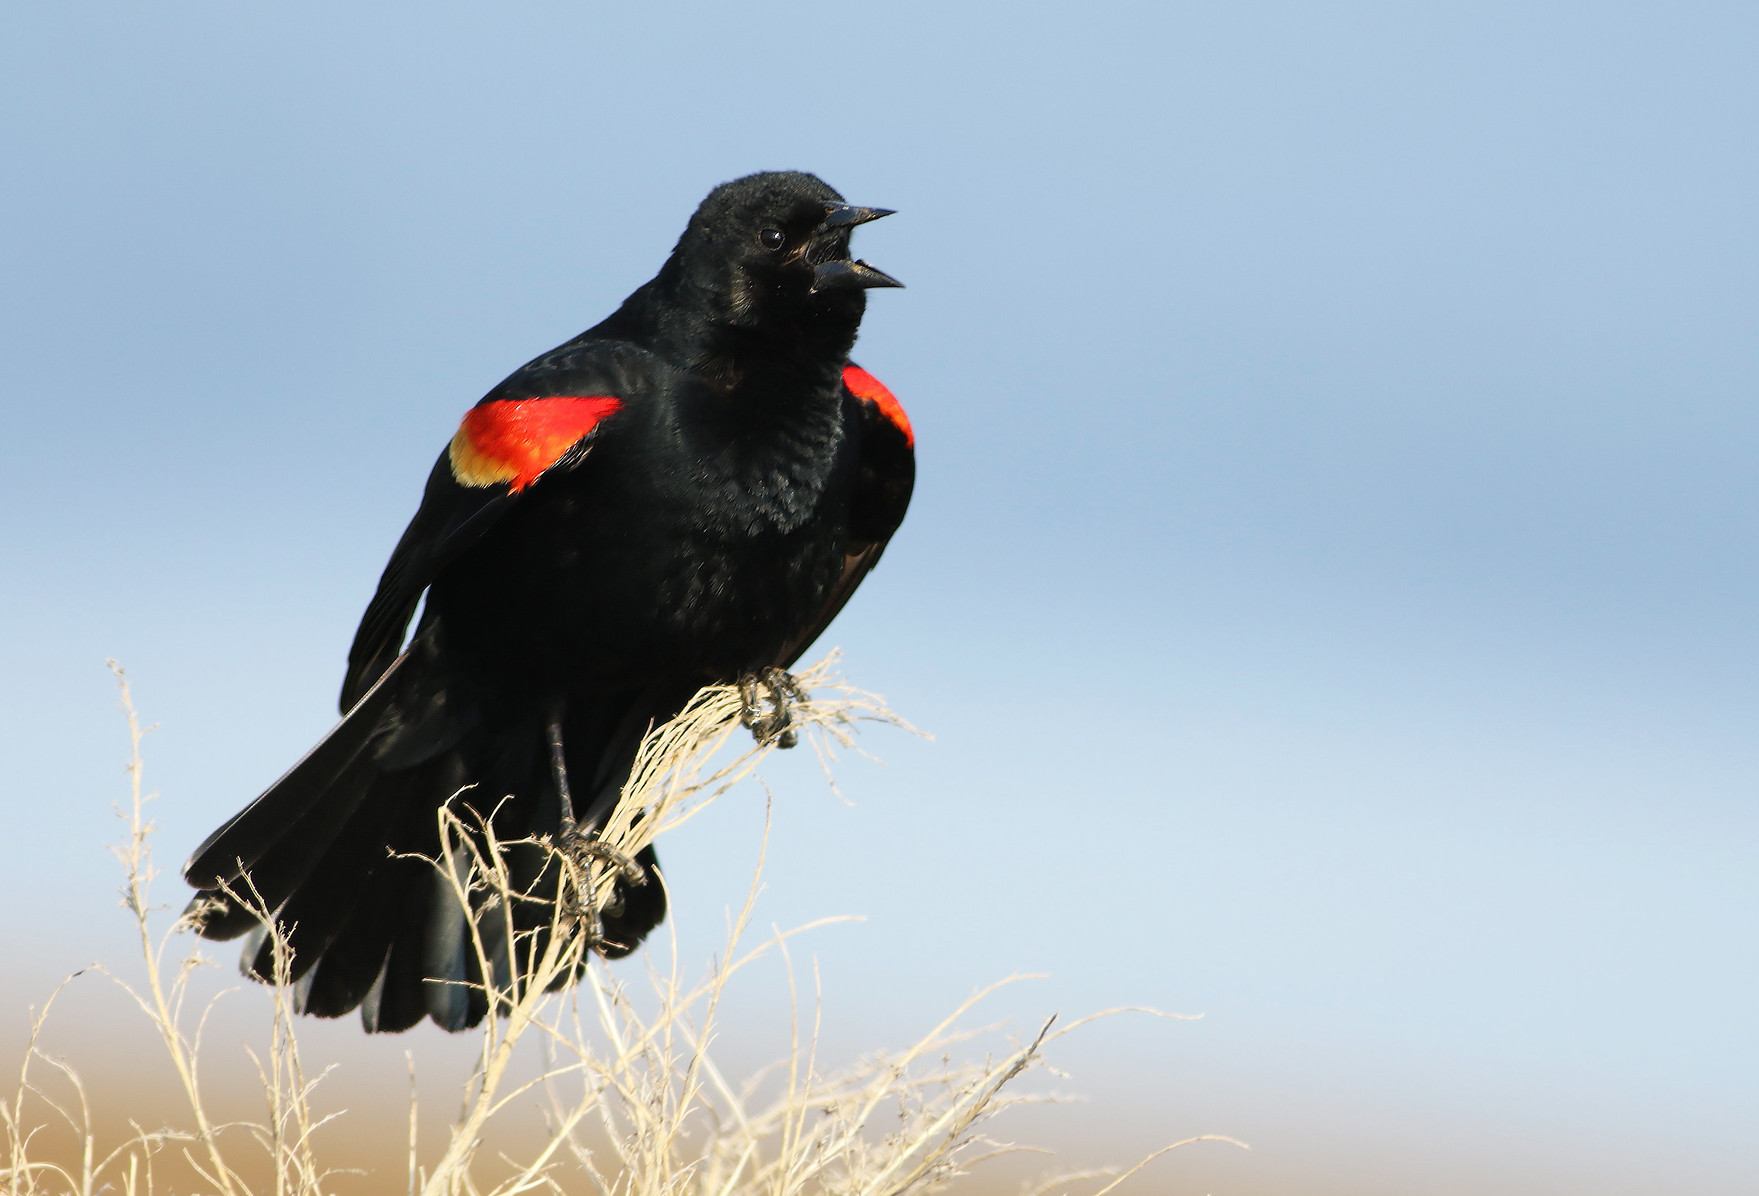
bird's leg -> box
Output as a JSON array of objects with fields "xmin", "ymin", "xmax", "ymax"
[
  {"xmin": 545, "ymin": 702, "xmax": 601, "ymax": 944},
  {"xmin": 546, "ymin": 703, "xmax": 578, "ymax": 843},
  {"xmin": 547, "ymin": 702, "xmax": 646, "ymax": 950},
  {"xmin": 738, "ymin": 666, "xmax": 807, "ymax": 749}
]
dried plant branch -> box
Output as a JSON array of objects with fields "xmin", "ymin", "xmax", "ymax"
[{"xmin": 0, "ymin": 653, "xmax": 1228, "ymax": 1196}]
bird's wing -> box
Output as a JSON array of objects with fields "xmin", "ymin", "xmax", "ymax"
[
  {"xmin": 340, "ymin": 361, "xmax": 631, "ymax": 711},
  {"xmin": 777, "ymin": 363, "xmax": 916, "ymax": 668}
]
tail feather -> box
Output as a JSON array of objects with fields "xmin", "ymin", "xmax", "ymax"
[
  {"xmin": 184, "ymin": 655, "xmax": 408, "ymax": 890},
  {"xmin": 297, "ymin": 858, "xmax": 407, "ymax": 1018},
  {"xmin": 361, "ymin": 863, "xmax": 436, "ymax": 1033},
  {"xmin": 190, "ymin": 664, "xmax": 676, "ymax": 1033},
  {"xmin": 194, "ymin": 764, "xmax": 378, "ymax": 943},
  {"xmin": 247, "ymin": 768, "xmax": 418, "ymax": 982}
]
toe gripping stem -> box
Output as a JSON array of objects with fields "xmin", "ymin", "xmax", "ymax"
[{"xmin": 739, "ymin": 666, "xmax": 807, "ymax": 749}]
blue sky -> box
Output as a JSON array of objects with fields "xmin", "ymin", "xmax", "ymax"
[{"xmin": 2, "ymin": 4, "xmax": 1756, "ymax": 1193}]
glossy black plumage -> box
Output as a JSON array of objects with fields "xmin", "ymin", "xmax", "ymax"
[{"xmin": 183, "ymin": 171, "xmax": 912, "ymax": 1032}]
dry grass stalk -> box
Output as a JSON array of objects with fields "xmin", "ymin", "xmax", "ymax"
[{"xmin": 0, "ymin": 654, "xmax": 1239, "ymax": 1196}]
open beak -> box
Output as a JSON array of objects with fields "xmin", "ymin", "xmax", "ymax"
[
  {"xmin": 811, "ymin": 203, "xmax": 902, "ymax": 292},
  {"xmin": 820, "ymin": 203, "xmax": 895, "ymax": 228},
  {"xmin": 812, "ymin": 259, "xmax": 904, "ymax": 292}
]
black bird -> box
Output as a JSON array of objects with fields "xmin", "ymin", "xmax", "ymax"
[{"xmin": 183, "ymin": 171, "xmax": 913, "ymax": 1032}]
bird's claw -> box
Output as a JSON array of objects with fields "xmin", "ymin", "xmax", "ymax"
[
  {"xmin": 739, "ymin": 666, "xmax": 806, "ymax": 748},
  {"xmin": 552, "ymin": 830, "xmax": 646, "ymax": 953},
  {"xmin": 557, "ymin": 831, "xmax": 645, "ymax": 887}
]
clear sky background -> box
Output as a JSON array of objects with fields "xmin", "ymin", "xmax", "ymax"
[{"xmin": 2, "ymin": 4, "xmax": 1756, "ymax": 1193}]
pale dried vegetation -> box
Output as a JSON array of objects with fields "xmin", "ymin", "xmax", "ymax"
[{"xmin": 2, "ymin": 656, "xmax": 1237, "ymax": 1196}]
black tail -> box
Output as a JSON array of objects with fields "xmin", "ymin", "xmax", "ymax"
[{"xmin": 182, "ymin": 651, "xmax": 669, "ymax": 1033}]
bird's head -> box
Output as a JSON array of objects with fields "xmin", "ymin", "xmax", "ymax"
[{"xmin": 662, "ymin": 171, "xmax": 900, "ymax": 350}]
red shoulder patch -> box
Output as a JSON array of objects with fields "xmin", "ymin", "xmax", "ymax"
[
  {"xmin": 843, "ymin": 364, "xmax": 913, "ymax": 448},
  {"xmin": 448, "ymin": 395, "xmax": 623, "ymax": 492}
]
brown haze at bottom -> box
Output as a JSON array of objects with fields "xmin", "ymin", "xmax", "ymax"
[
  {"xmin": 4, "ymin": 967, "xmax": 1239, "ymax": 1196},
  {"xmin": 13, "ymin": 1047, "xmax": 1712, "ymax": 1196},
  {"xmin": 4, "ymin": 969, "xmax": 1736, "ymax": 1196}
]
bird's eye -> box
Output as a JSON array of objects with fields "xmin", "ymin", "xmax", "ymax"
[{"xmin": 759, "ymin": 227, "xmax": 786, "ymax": 250}]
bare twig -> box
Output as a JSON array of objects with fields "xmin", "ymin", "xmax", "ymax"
[{"xmin": 0, "ymin": 653, "xmax": 1225, "ymax": 1196}]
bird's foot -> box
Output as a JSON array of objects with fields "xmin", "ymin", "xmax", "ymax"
[
  {"xmin": 553, "ymin": 830, "xmax": 647, "ymax": 952},
  {"xmin": 739, "ymin": 666, "xmax": 806, "ymax": 749}
]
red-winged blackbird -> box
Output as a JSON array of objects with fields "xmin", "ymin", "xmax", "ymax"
[{"xmin": 183, "ymin": 172, "xmax": 913, "ymax": 1033}]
